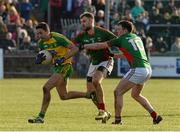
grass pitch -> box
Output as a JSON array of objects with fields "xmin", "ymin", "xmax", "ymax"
[{"xmin": 0, "ymin": 78, "xmax": 180, "ymax": 131}]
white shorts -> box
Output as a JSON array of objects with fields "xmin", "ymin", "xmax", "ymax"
[
  {"xmin": 87, "ymin": 59, "xmax": 114, "ymax": 77},
  {"xmin": 123, "ymin": 67, "xmax": 152, "ymax": 85}
]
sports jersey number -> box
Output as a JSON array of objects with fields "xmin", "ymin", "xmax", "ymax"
[{"xmin": 128, "ymin": 37, "xmax": 144, "ymax": 51}]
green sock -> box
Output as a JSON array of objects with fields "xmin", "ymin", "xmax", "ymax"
[{"xmin": 38, "ymin": 112, "xmax": 45, "ymax": 118}]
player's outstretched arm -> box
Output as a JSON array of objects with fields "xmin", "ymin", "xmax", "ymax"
[
  {"xmin": 64, "ymin": 43, "xmax": 79, "ymax": 60},
  {"xmin": 84, "ymin": 42, "xmax": 109, "ymax": 50}
]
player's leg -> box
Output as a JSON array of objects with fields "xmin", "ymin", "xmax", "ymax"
[
  {"xmin": 56, "ymin": 78, "xmax": 89, "ymax": 100},
  {"xmin": 112, "ymin": 78, "xmax": 135, "ymax": 124},
  {"xmin": 92, "ymin": 59, "xmax": 114, "ymax": 122},
  {"xmin": 55, "ymin": 64, "xmax": 90, "ymax": 100},
  {"xmin": 86, "ymin": 64, "xmax": 99, "ymax": 107},
  {"xmin": 28, "ymin": 73, "xmax": 60, "ymax": 123},
  {"xmin": 131, "ymin": 84, "xmax": 162, "ymax": 124},
  {"xmin": 86, "ymin": 77, "xmax": 98, "ymax": 107},
  {"xmin": 130, "ymin": 67, "xmax": 162, "ymax": 124}
]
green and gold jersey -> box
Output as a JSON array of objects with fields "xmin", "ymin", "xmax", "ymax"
[
  {"xmin": 108, "ymin": 33, "xmax": 151, "ymax": 68},
  {"xmin": 74, "ymin": 26, "xmax": 117, "ymax": 65},
  {"xmin": 38, "ymin": 32, "xmax": 72, "ymax": 64}
]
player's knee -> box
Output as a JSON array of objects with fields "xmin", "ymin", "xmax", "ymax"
[
  {"xmin": 114, "ymin": 89, "xmax": 119, "ymax": 96},
  {"xmin": 92, "ymin": 77, "xmax": 101, "ymax": 86},
  {"xmin": 43, "ymin": 86, "xmax": 50, "ymax": 94},
  {"xmin": 60, "ymin": 94, "xmax": 68, "ymax": 100},
  {"xmin": 131, "ymin": 92, "xmax": 139, "ymax": 100}
]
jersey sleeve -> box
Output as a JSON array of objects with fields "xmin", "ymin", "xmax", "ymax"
[
  {"xmin": 107, "ymin": 37, "xmax": 121, "ymax": 47},
  {"xmin": 104, "ymin": 30, "xmax": 117, "ymax": 40},
  {"xmin": 73, "ymin": 33, "xmax": 83, "ymax": 49},
  {"xmin": 54, "ymin": 34, "xmax": 73, "ymax": 47}
]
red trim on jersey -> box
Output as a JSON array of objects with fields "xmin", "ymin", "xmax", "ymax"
[{"xmin": 119, "ymin": 47, "xmax": 133, "ymax": 65}]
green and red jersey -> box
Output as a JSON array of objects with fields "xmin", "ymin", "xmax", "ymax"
[
  {"xmin": 108, "ymin": 33, "xmax": 151, "ymax": 68},
  {"xmin": 74, "ymin": 26, "xmax": 117, "ymax": 65}
]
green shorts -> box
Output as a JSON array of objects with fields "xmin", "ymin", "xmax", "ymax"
[{"xmin": 52, "ymin": 64, "xmax": 73, "ymax": 80}]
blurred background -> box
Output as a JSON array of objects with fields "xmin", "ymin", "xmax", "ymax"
[{"xmin": 0, "ymin": 0, "xmax": 180, "ymax": 79}]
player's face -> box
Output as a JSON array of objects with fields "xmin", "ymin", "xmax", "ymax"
[
  {"xmin": 116, "ymin": 25, "xmax": 126, "ymax": 36},
  {"xmin": 80, "ymin": 16, "xmax": 93, "ymax": 31},
  {"xmin": 36, "ymin": 28, "xmax": 49, "ymax": 40}
]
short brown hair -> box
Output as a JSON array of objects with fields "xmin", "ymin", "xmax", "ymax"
[
  {"xmin": 36, "ymin": 22, "xmax": 50, "ymax": 31},
  {"xmin": 118, "ymin": 20, "xmax": 134, "ymax": 33},
  {"xmin": 80, "ymin": 12, "xmax": 94, "ymax": 19}
]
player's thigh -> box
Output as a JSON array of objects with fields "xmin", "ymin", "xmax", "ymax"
[
  {"xmin": 92, "ymin": 70, "xmax": 104, "ymax": 83},
  {"xmin": 115, "ymin": 78, "xmax": 135, "ymax": 96},
  {"xmin": 44, "ymin": 73, "xmax": 62, "ymax": 90},
  {"xmin": 56, "ymin": 78, "xmax": 68, "ymax": 97}
]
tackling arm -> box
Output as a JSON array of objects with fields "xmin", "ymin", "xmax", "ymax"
[
  {"xmin": 64, "ymin": 43, "xmax": 79, "ymax": 60},
  {"xmin": 84, "ymin": 42, "xmax": 109, "ymax": 50}
]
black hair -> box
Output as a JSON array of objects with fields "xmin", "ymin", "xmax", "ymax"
[
  {"xmin": 118, "ymin": 20, "xmax": 134, "ymax": 33},
  {"xmin": 36, "ymin": 22, "xmax": 50, "ymax": 31},
  {"xmin": 80, "ymin": 12, "xmax": 94, "ymax": 19}
]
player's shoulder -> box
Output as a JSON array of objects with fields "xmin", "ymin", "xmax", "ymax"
[
  {"xmin": 95, "ymin": 26, "xmax": 110, "ymax": 33},
  {"xmin": 51, "ymin": 32, "xmax": 64, "ymax": 38},
  {"xmin": 75, "ymin": 31, "xmax": 86, "ymax": 38}
]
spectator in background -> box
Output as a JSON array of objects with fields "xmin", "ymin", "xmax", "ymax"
[
  {"xmin": 20, "ymin": 0, "xmax": 33, "ymax": 21},
  {"xmin": 74, "ymin": 0, "xmax": 84, "ymax": 18},
  {"xmin": 0, "ymin": 16, "xmax": 8, "ymax": 34},
  {"xmin": 94, "ymin": 0, "xmax": 105, "ymax": 14},
  {"xmin": 96, "ymin": 10, "xmax": 105, "ymax": 27},
  {"xmin": 17, "ymin": 26, "xmax": 28, "ymax": 48},
  {"xmin": 123, "ymin": 8, "xmax": 134, "ymax": 22},
  {"xmin": 154, "ymin": 1, "xmax": 164, "ymax": 14},
  {"xmin": 161, "ymin": 12, "xmax": 171, "ymax": 24},
  {"xmin": 110, "ymin": 12, "xmax": 121, "ymax": 33},
  {"xmin": 164, "ymin": 0, "xmax": 176, "ymax": 15},
  {"xmin": 0, "ymin": 4, "xmax": 8, "ymax": 22},
  {"xmin": 171, "ymin": 37, "xmax": 180, "ymax": 52},
  {"xmin": 117, "ymin": 0, "xmax": 130, "ymax": 15},
  {"xmin": 131, "ymin": 0, "xmax": 145, "ymax": 20},
  {"xmin": 155, "ymin": 37, "xmax": 169, "ymax": 53},
  {"xmin": 19, "ymin": 35, "xmax": 34, "ymax": 51},
  {"xmin": 149, "ymin": 8, "xmax": 163, "ymax": 24},
  {"xmin": 7, "ymin": 5, "xmax": 21, "ymax": 25},
  {"xmin": 0, "ymin": 32, "xmax": 16, "ymax": 52},
  {"xmin": 83, "ymin": 0, "xmax": 96, "ymax": 15},
  {"xmin": 171, "ymin": 8, "xmax": 180, "ymax": 24},
  {"xmin": 24, "ymin": 19, "xmax": 36, "ymax": 43}
]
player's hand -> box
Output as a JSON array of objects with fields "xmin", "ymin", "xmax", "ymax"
[
  {"xmin": 54, "ymin": 57, "xmax": 65, "ymax": 66},
  {"xmin": 35, "ymin": 52, "xmax": 46, "ymax": 64},
  {"xmin": 48, "ymin": 50, "xmax": 57, "ymax": 57}
]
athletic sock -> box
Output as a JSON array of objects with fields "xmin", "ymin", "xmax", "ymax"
[
  {"xmin": 98, "ymin": 103, "xmax": 105, "ymax": 110},
  {"xmin": 150, "ymin": 111, "xmax": 157, "ymax": 120},
  {"xmin": 38, "ymin": 112, "xmax": 45, "ymax": 119}
]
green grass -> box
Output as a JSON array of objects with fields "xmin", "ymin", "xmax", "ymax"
[{"xmin": 0, "ymin": 78, "xmax": 180, "ymax": 131}]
